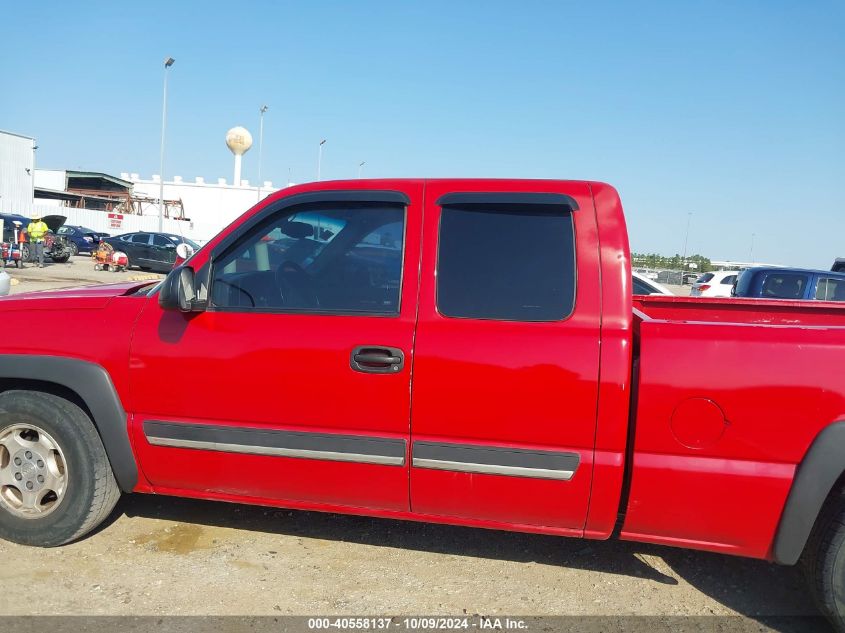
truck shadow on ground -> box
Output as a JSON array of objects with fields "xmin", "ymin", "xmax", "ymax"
[{"xmin": 114, "ymin": 495, "xmax": 827, "ymax": 632}]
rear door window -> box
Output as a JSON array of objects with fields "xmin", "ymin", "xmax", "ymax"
[
  {"xmin": 721, "ymin": 275, "xmax": 737, "ymax": 285},
  {"xmin": 436, "ymin": 206, "xmax": 575, "ymax": 321},
  {"xmin": 696, "ymin": 273, "xmax": 714, "ymax": 283},
  {"xmin": 760, "ymin": 272, "xmax": 809, "ymax": 299}
]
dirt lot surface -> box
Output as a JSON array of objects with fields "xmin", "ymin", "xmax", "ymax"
[
  {"xmin": 0, "ymin": 495, "xmax": 825, "ymax": 629},
  {"xmin": 0, "ymin": 262, "xmax": 825, "ymax": 631},
  {"xmin": 3, "ymin": 257, "xmax": 162, "ymax": 295}
]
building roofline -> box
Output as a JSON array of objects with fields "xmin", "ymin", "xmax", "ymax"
[
  {"xmin": 0, "ymin": 129, "xmax": 35, "ymax": 141},
  {"xmin": 66, "ymin": 170, "xmax": 133, "ymax": 188}
]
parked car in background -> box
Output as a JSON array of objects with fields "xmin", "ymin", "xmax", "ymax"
[
  {"xmin": 102, "ymin": 232, "xmax": 200, "ymax": 272},
  {"xmin": 690, "ymin": 270, "xmax": 739, "ymax": 297},
  {"xmin": 57, "ymin": 225, "xmax": 110, "ymax": 256},
  {"xmin": 0, "ymin": 214, "xmax": 71, "ymax": 264},
  {"xmin": 682, "ymin": 272, "xmax": 699, "ymax": 285},
  {"xmin": 633, "ymin": 268, "xmax": 659, "ymax": 280},
  {"xmin": 0, "ymin": 213, "xmax": 29, "ymax": 243},
  {"xmin": 733, "ymin": 267, "xmax": 845, "ymax": 301},
  {"xmin": 632, "ymin": 271, "xmax": 672, "ymax": 295}
]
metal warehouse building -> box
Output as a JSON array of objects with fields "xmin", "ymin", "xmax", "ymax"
[{"xmin": 0, "ymin": 129, "xmax": 36, "ymax": 214}]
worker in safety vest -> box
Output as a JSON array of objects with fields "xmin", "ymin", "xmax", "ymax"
[{"xmin": 27, "ymin": 214, "xmax": 49, "ymax": 268}]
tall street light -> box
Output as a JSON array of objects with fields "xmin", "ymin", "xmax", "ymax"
[
  {"xmin": 358, "ymin": 161, "xmax": 365, "ymax": 178},
  {"xmin": 257, "ymin": 105, "xmax": 268, "ymax": 202},
  {"xmin": 317, "ymin": 139, "xmax": 326, "ymax": 181},
  {"xmin": 158, "ymin": 56, "xmax": 175, "ymax": 232},
  {"xmin": 750, "ymin": 233, "xmax": 756, "ymax": 264},
  {"xmin": 681, "ymin": 211, "xmax": 692, "ymax": 268}
]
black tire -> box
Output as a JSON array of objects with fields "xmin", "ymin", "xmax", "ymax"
[
  {"xmin": 802, "ymin": 485, "xmax": 845, "ymax": 631},
  {"xmin": 69, "ymin": 242, "xmax": 78, "ymax": 257},
  {"xmin": 0, "ymin": 391, "xmax": 120, "ymax": 546},
  {"xmin": 20, "ymin": 244, "xmax": 31, "ymax": 263},
  {"xmin": 51, "ymin": 254, "xmax": 70, "ymax": 264}
]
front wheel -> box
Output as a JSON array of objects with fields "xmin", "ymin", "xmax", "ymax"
[
  {"xmin": 20, "ymin": 244, "xmax": 31, "ymax": 263},
  {"xmin": 0, "ymin": 391, "xmax": 120, "ymax": 546},
  {"xmin": 803, "ymin": 487, "xmax": 845, "ymax": 631},
  {"xmin": 69, "ymin": 242, "xmax": 79, "ymax": 257},
  {"xmin": 51, "ymin": 254, "xmax": 70, "ymax": 264}
]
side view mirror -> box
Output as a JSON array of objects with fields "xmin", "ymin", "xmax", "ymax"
[
  {"xmin": 175, "ymin": 242, "xmax": 193, "ymax": 259},
  {"xmin": 159, "ymin": 266, "xmax": 202, "ymax": 312}
]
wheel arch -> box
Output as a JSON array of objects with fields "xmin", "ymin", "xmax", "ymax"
[
  {"xmin": 0, "ymin": 355, "xmax": 137, "ymax": 492},
  {"xmin": 773, "ymin": 420, "xmax": 845, "ymax": 565}
]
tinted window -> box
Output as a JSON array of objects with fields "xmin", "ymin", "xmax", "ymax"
[
  {"xmin": 130, "ymin": 234, "xmax": 150, "ymax": 244},
  {"xmin": 211, "ymin": 204, "xmax": 405, "ymax": 313},
  {"xmin": 153, "ymin": 234, "xmax": 172, "ymax": 247},
  {"xmin": 697, "ymin": 273, "xmax": 714, "ymax": 283},
  {"xmin": 57, "ymin": 227, "xmax": 72, "ymax": 235},
  {"xmin": 633, "ymin": 278, "xmax": 655, "ymax": 295},
  {"xmin": 816, "ymin": 278, "xmax": 845, "ymax": 301},
  {"xmin": 437, "ymin": 206, "xmax": 575, "ymax": 321},
  {"xmin": 760, "ymin": 273, "xmax": 808, "ymax": 299},
  {"xmin": 721, "ymin": 275, "xmax": 737, "ymax": 285}
]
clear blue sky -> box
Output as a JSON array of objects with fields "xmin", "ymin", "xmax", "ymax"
[{"xmin": 2, "ymin": 1, "xmax": 843, "ymax": 268}]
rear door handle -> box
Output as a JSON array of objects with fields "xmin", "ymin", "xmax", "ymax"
[{"xmin": 350, "ymin": 346, "xmax": 405, "ymax": 373}]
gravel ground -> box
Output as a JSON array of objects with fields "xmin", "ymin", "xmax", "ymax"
[
  {"xmin": 2, "ymin": 256, "xmax": 163, "ymax": 295},
  {"xmin": 0, "ymin": 494, "xmax": 825, "ymax": 627},
  {"xmin": 0, "ymin": 262, "xmax": 826, "ymax": 631}
]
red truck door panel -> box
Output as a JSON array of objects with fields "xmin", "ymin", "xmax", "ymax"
[
  {"xmin": 409, "ymin": 180, "xmax": 602, "ymax": 531},
  {"xmin": 128, "ymin": 184, "xmax": 423, "ymax": 511}
]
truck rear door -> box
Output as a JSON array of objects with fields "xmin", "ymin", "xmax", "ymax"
[{"xmin": 409, "ymin": 180, "xmax": 601, "ymax": 531}]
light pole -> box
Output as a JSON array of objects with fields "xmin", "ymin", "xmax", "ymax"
[
  {"xmin": 257, "ymin": 105, "xmax": 268, "ymax": 202},
  {"xmin": 158, "ymin": 56, "xmax": 175, "ymax": 232},
  {"xmin": 681, "ymin": 212, "xmax": 692, "ymax": 268},
  {"xmin": 358, "ymin": 161, "xmax": 365, "ymax": 178},
  {"xmin": 750, "ymin": 233, "xmax": 756, "ymax": 264},
  {"xmin": 317, "ymin": 139, "xmax": 326, "ymax": 181}
]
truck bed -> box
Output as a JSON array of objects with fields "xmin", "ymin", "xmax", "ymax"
[
  {"xmin": 623, "ymin": 294, "xmax": 845, "ymax": 559},
  {"xmin": 633, "ymin": 294, "xmax": 845, "ymax": 326}
]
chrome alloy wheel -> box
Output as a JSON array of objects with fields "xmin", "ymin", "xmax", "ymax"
[{"xmin": 0, "ymin": 424, "xmax": 68, "ymax": 518}]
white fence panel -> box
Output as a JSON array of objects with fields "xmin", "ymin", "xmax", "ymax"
[{"xmin": 29, "ymin": 205, "xmax": 220, "ymax": 244}]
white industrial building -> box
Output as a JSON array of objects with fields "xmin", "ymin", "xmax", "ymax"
[
  {"xmin": 121, "ymin": 172, "xmax": 282, "ymax": 241},
  {"xmin": 0, "ymin": 130, "xmax": 36, "ymax": 214},
  {"xmin": 5, "ymin": 125, "xmax": 290, "ymax": 242}
]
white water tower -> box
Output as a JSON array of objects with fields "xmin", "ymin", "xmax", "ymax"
[{"xmin": 226, "ymin": 126, "xmax": 253, "ymax": 186}]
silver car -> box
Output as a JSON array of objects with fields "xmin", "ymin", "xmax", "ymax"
[{"xmin": 0, "ymin": 270, "xmax": 10, "ymax": 296}]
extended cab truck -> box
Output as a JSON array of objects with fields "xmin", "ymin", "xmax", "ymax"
[{"xmin": 0, "ymin": 179, "xmax": 844, "ymax": 626}]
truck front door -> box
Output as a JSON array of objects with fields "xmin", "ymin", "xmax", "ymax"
[
  {"xmin": 128, "ymin": 185, "xmax": 423, "ymax": 512},
  {"xmin": 409, "ymin": 181, "xmax": 601, "ymax": 531}
]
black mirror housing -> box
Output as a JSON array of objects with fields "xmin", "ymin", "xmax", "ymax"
[{"xmin": 159, "ymin": 266, "xmax": 201, "ymax": 312}]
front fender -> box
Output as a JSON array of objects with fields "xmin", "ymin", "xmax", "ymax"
[{"xmin": 0, "ymin": 355, "xmax": 137, "ymax": 492}]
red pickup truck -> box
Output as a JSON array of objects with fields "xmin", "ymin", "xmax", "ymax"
[{"xmin": 1, "ymin": 179, "xmax": 844, "ymax": 626}]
